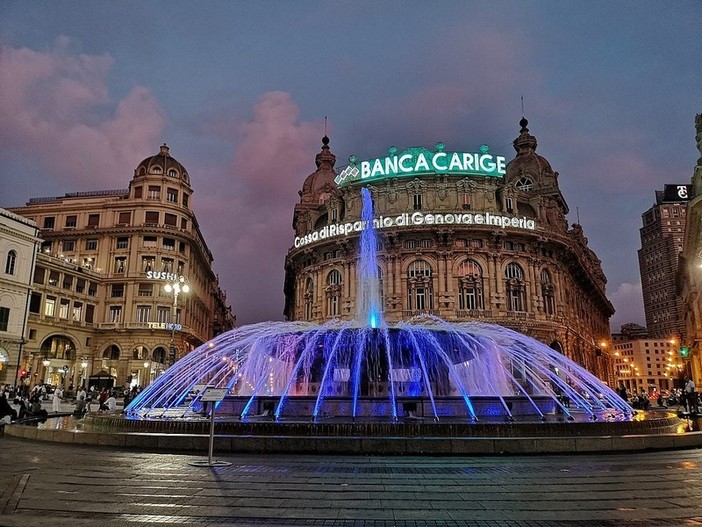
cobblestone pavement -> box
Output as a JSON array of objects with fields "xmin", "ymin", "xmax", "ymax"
[{"xmin": 1, "ymin": 436, "xmax": 702, "ymax": 526}]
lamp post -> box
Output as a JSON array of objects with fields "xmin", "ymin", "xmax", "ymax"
[
  {"xmin": 163, "ymin": 276, "xmax": 189, "ymax": 367},
  {"xmin": 42, "ymin": 358, "xmax": 51, "ymax": 385}
]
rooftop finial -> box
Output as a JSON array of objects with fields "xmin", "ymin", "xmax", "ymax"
[{"xmin": 159, "ymin": 143, "xmax": 170, "ymax": 156}]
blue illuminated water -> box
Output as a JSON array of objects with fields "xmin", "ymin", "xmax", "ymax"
[{"xmin": 126, "ymin": 187, "xmax": 633, "ymax": 422}]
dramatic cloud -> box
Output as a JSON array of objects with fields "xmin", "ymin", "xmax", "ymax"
[
  {"xmin": 196, "ymin": 92, "xmax": 322, "ymax": 324},
  {"xmin": 0, "ymin": 38, "xmax": 165, "ymax": 194}
]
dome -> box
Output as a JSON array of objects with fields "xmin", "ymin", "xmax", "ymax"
[
  {"xmin": 300, "ymin": 136, "xmax": 337, "ymax": 203},
  {"xmin": 134, "ymin": 144, "xmax": 190, "ymax": 184},
  {"xmin": 505, "ymin": 118, "xmax": 556, "ymax": 186}
]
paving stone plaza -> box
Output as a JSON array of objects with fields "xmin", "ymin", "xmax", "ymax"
[{"xmin": 1, "ymin": 435, "xmax": 702, "ymax": 526}]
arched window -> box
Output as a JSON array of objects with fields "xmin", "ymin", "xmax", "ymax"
[
  {"xmin": 516, "ymin": 176, "xmax": 533, "ymax": 191},
  {"xmin": 505, "ymin": 262, "xmax": 526, "ymax": 312},
  {"xmin": 5, "ymin": 250, "xmax": 16, "ymax": 275},
  {"xmin": 408, "ymin": 260, "xmax": 433, "ymax": 311},
  {"xmin": 457, "ymin": 259, "xmax": 484, "ymax": 310},
  {"xmin": 304, "ymin": 277, "xmax": 314, "ymax": 320},
  {"xmin": 132, "ymin": 345, "xmax": 149, "ymax": 360},
  {"xmin": 103, "ymin": 344, "xmax": 120, "ymax": 361},
  {"xmin": 152, "ymin": 347, "xmax": 167, "ymax": 363},
  {"xmin": 325, "ymin": 269, "xmax": 342, "ymax": 317},
  {"xmin": 541, "ymin": 269, "xmax": 556, "ymax": 315}
]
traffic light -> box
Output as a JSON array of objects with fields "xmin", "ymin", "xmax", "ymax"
[
  {"xmin": 19, "ymin": 369, "xmax": 26, "ymax": 379},
  {"xmin": 680, "ymin": 346, "xmax": 690, "ymax": 359}
]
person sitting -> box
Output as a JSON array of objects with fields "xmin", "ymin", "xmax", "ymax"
[
  {"xmin": 105, "ymin": 394, "xmax": 117, "ymax": 412},
  {"xmin": 0, "ymin": 393, "xmax": 18, "ymax": 422},
  {"xmin": 73, "ymin": 395, "xmax": 87, "ymax": 418}
]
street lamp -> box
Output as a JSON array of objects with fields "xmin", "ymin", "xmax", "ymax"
[{"xmin": 163, "ymin": 276, "xmax": 189, "ymax": 367}]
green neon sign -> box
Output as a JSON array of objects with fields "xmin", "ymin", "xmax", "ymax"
[{"xmin": 334, "ymin": 143, "xmax": 506, "ymax": 187}]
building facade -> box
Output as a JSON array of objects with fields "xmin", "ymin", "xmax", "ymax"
[
  {"xmin": 638, "ymin": 185, "xmax": 688, "ymax": 340},
  {"xmin": 612, "ymin": 323, "xmax": 680, "ymax": 395},
  {"xmin": 680, "ymin": 114, "xmax": 702, "ymax": 387},
  {"xmin": 0, "ymin": 208, "xmax": 41, "ymax": 386},
  {"xmin": 8, "ymin": 144, "xmax": 235, "ymax": 391},
  {"xmin": 284, "ymin": 119, "xmax": 616, "ymax": 385}
]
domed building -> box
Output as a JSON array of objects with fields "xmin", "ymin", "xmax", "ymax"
[
  {"xmin": 284, "ymin": 120, "xmax": 616, "ymax": 384},
  {"xmin": 8, "ymin": 144, "xmax": 235, "ymax": 391}
]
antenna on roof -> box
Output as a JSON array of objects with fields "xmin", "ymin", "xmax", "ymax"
[
  {"xmin": 324, "ymin": 116, "xmax": 328, "ymax": 136},
  {"xmin": 576, "ymin": 206, "xmax": 580, "ymax": 224},
  {"xmin": 521, "ymin": 95, "xmax": 524, "ymax": 116}
]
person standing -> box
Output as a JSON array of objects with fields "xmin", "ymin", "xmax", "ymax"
[
  {"xmin": 684, "ymin": 378, "xmax": 696, "ymax": 412},
  {"xmin": 52, "ymin": 386, "xmax": 63, "ymax": 413}
]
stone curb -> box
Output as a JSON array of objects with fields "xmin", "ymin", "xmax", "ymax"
[{"xmin": 6, "ymin": 423, "xmax": 702, "ymax": 455}]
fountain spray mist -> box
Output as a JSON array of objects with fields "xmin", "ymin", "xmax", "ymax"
[{"xmin": 355, "ymin": 187, "xmax": 383, "ymax": 328}]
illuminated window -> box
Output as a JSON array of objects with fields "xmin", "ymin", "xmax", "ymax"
[
  {"xmin": 148, "ymin": 186, "xmax": 161, "ymax": 199},
  {"xmin": 505, "ymin": 263, "xmax": 525, "ymax": 311},
  {"xmin": 457, "ymin": 259, "xmax": 484, "ymax": 310},
  {"xmin": 408, "ymin": 260, "xmax": 433, "ymax": 311},
  {"xmin": 45, "ymin": 297, "xmax": 56, "ymax": 317},
  {"xmin": 167, "ymin": 188, "xmax": 178, "ymax": 203},
  {"xmin": 541, "ymin": 269, "xmax": 556, "ymax": 315},
  {"xmin": 109, "ymin": 306, "xmax": 122, "ymax": 323},
  {"xmin": 326, "ymin": 270, "xmax": 343, "ymax": 317},
  {"xmin": 136, "ymin": 305, "xmax": 151, "ymax": 323}
]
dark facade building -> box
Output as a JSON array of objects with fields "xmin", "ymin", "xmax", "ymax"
[
  {"xmin": 7, "ymin": 144, "xmax": 235, "ymax": 390},
  {"xmin": 680, "ymin": 113, "xmax": 702, "ymax": 387},
  {"xmin": 284, "ymin": 119, "xmax": 616, "ymax": 385},
  {"xmin": 638, "ymin": 185, "xmax": 688, "ymax": 340}
]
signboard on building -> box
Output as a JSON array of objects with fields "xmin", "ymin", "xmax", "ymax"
[
  {"xmin": 663, "ymin": 184, "xmax": 691, "ymax": 202},
  {"xmin": 334, "ymin": 143, "xmax": 506, "ymax": 187}
]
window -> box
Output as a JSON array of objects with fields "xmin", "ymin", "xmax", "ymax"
[
  {"xmin": 43, "ymin": 217, "xmax": 55, "ymax": 229},
  {"xmin": 111, "ymin": 283, "xmax": 124, "ymax": 297},
  {"xmin": 116, "ymin": 237, "xmax": 129, "ymax": 250},
  {"xmin": 404, "ymin": 240, "xmax": 417, "ymax": 249},
  {"xmin": 167, "ymin": 188, "xmax": 178, "ymax": 203},
  {"xmin": 134, "ymin": 186, "xmax": 143, "ymax": 199},
  {"xmin": 87, "ymin": 214, "xmax": 100, "ymax": 227},
  {"xmin": 0, "ymin": 307, "xmax": 9, "ymax": 331},
  {"xmin": 143, "ymin": 236, "xmax": 158, "ymax": 248},
  {"xmin": 104, "ymin": 345, "xmax": 120, "ymax": 360},
  {"xmin": 408, "ymin": 261, "xmax": 433, "ymax": 311},
  {"xmin": 85, "ymin": 304, "xmax": 95, "ymax": 323},
  {"xmin": 138, "ymin": 283, "xmax": 153, "ymax": 296},
  {"xmin": 541, "ymin": 269, "xmax": 555, "ymax": 315},
  {"xmin": 157, "ymin": 306, "xmax": 171, "ymax": 324},
  {"xmin": 180, "ymin": 218, "xmax": 188, "ymax": 230},
  {"xmin": 45, "ymin": 297, "xmax": 56, "ymax": 317},
  {"xmin": 118, "ymin": 211, "xmax": 131, "ymax": 225},
  {"xmin": 136, "ymin": 305, "xmax": 151, "ymax": 323},
  {"xmin": 62, "ymin": 275, "xmax": 73, "ymax": 290},
  {"xmin": 48, "ymin": 271, "xmax": 59, "ymax": 286},
  {"xmin": 177, "ymin": 261, "xmax": 185, "ymax": 275},
  {"xmin": 148, "ymin": 186, "xmax": 161, "ymax": 200},
  {"xmin": 183, "ymin": 194, "xmax": 189, "ymax": 207},
  {"xmin": 516, "ymin": 177, "xmax": 533, "ymax": 191},
  {"xmin": 163, "ymin": 238, "xmax": 175, "ymax": 251},
  {"xmin": 142, "ymin": 256, "xmax": 155, "ymax": 272},
  {"xmin": 457, "ymin": 260, "xmax": 484, "ymax": 310},
  {"xmin": 65, "ymin": 215, "xmax": 77, "ymax": 228},
  {"xmin": 168, "ymin": 169, "xmax": 178, "ymax": 178},
  {"xmin": 505, "ymin": 263, "xmax": 526, "ymax": 311},
  {"xmin": 60, "ymin": 240, "xmax": 74, "ymax": 252},
  {"xmin": 59, "ymin": 299, "xmax": 70, "ymax": 319},
  {"xmin": 304, "ymin": 277, "xmax": 314, "ymax": 320},
  {"xmin": 5, "ymin": 250, "xmax": 16, "ymax": 275},
  {"xmin": 114, "ymin": 257, "xmax": 126, "ymax": 273},
  {"xmin": 161, "ymin": 258, "xmax": 173, "ymax": 272},
  {"xmin": 145, "ymin": 211, "xmax": 159, "ymax": 225},
  {"xmin": 179, "ymin": 242, "xmax": 186, "ymax": 253},
  {"xmin": 164, "ymin": 213, "xmax": 177, "ymax": 227},
  {"xmin": 86, "ymin": 239, "xmax": 98, "ymax": 251},
  {"xmin": 76, "ymin": 279, "xmax": 85, "ymax": 293},
  {"xmin": 505, "ymin": 197, "xmax": 513, "ymax": 212},
  {"xmin": 108, "ymin": 306, "xmax": 122, "ymax": 323},
  {"xmin": 72, "ymin": 302, "xmax": 83, "ymax": 322},
  {"xmin": 40, "ymin": 241, "xmax": 52, "ymax": 254},
  {"xmin": 326, "ymin": 269, "xmax": 343, "ymax": 317},
  {"xmin": 419, "ymin": 239, "xmax": 432, "ymax": 248},
  {"xmin": 413, "ymin": 193, "xmax": 422, "ymax": 211},
  {"xmin": 29, "ymin": 292, "xmax": 41, "ymax": 314}
]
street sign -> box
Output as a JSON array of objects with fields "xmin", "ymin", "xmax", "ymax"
[{"xmin": 200, "ymin": 388, "xmax": 227, "ymax": 402}]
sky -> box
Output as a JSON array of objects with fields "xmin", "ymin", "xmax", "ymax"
[{"xmin": 1, "ymin": 1, "xmax": 700, "ymax": 329}]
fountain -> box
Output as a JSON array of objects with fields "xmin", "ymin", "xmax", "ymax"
[{"xmin": 125, "ymin": 188, "xmax": 636, "ymax": 426}]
